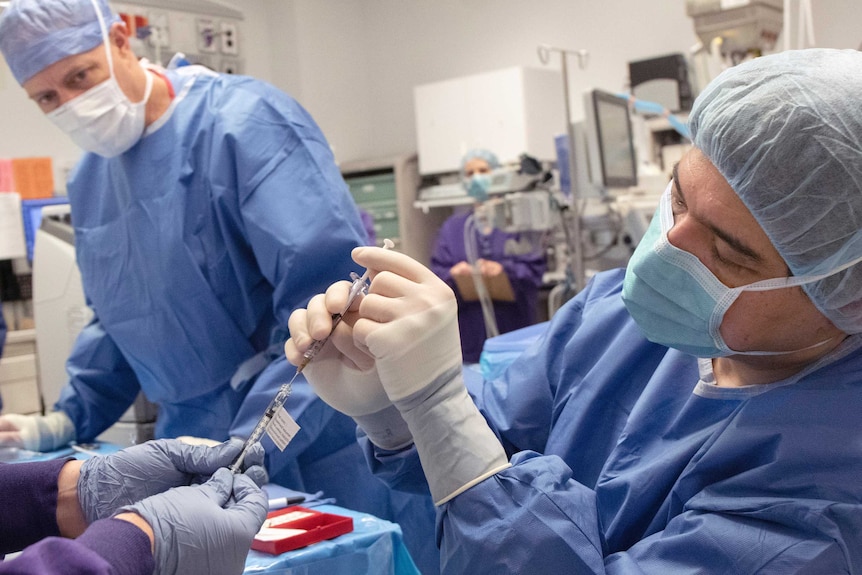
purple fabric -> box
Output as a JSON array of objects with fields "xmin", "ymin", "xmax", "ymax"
[
  {"xmin": 0, "ymin": 461, "xmax": 154, "ymax": 575},
  {"xmin": 75, "ymin": 519, "xmax": 154, "ymax": 575},
  {"xmin": 0, "ymin": 459, "xmax": 67, "ymax": 555},
  {"xmin": 358, "ymin": 208, "xmax": 377, "ymax": 246},
  {"xmin": 430, "ymin": 211, "xmax": 546, "ymax": 362},
  {"xmin": 0, "ymin": 299, "xmax": 6, "ymax": 358},
  {"xmin": 0, "ymin": 300, "xmax": 5, "ymax": 412}
]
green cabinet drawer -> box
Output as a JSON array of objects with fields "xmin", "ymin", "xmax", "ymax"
[
  {"xmin": 373, "ymin": 218, "xmax": 401, "ymax": 242},
  {"xmin": 345, "ymin": 173, "xmax": 397, "ymax": 205},
  {"xmin": 364, "ymin": 202, "xmax": 398, "ymax": 222}
]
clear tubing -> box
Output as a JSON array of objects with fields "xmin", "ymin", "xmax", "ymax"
[{"xmin": 463, "ymin": 213, "xmax": 500, "ymax": 338}]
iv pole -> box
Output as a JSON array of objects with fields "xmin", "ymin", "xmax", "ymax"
[{"xmin": 537, "ymin": 44, "xmax": 589, "ymax": 294}]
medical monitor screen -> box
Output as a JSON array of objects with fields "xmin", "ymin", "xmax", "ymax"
[{"xmin": 591, "ymin": 90, "xmax": 637, "ymax": 189}]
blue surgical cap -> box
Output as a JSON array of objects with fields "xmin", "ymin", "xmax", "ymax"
[
  {"xmin": 461, "ymin": 149, "xmax": 500, "ymax": 177},
  {"xmin": 0, "ymin": 0, "xmax": 119, "ymax": 85},
  {"xmin": 690, "ymin": 49, "xmax": 862, "ymax": 333}
]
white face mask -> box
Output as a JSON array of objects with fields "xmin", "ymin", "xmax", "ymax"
[
  {"xmin": 48, "ymin": 69, "xmax": 152, "ymax": 157},
  {"xmin": 46, "ymin": 0, "xmax": 153, "ymax": 158}
]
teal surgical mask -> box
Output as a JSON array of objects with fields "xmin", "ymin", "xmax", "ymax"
[
  {"xmin": 465, "ymin": 173, "xmax": 491, "ymax": 202},
  {"xmin": 622, "ymin": 183, "xmax": 845, "ymax": 358}
]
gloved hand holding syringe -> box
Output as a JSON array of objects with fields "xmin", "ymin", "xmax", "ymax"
[{"xmin": 229, "ymin": 239, "xmax": 395, "ymax": 473}]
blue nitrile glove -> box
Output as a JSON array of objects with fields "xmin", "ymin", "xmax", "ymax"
[
  {"xmin": 78, "ymin": 438, "xmax": 267, "ymax": 524},
  {"xmin": 120, "ymin": 468, "xmax": 267, "ymax": 575}
]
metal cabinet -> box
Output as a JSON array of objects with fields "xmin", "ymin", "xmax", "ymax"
[
  {"xmin": 341, "ymin": 154, "xmax": 449, "ymax": 267},
  {"xmin": 0, "ymin": 329, "xmax": 41, "ymax": 415}
]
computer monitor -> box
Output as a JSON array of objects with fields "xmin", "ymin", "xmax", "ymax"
[{"xmin": 583, "ymin": 89, "xmax": 638, "ymax": 191}]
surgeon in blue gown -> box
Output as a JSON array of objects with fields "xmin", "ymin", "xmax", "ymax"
[
  {"xmin": 0, "ymin": 1, "xmax": 437, "ymax": 572},
  {"xmin": 286, "ymin": 49, "xmax": 862, "ymax": 573}
]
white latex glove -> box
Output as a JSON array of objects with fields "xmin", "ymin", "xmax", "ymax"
[
  {"xmin": 285, "ymin": 286, "xmax": 412, "ymax": 450},
  {"xmin": 351, "ymin": 246, "xmax": 511, "ymax": 505},
  {"xmin": 0, "ymin": 411, "xmax": 75, "ymax": 451}
]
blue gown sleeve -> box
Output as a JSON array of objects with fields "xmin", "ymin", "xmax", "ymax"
[
  {"xmin": 220, "ymin": 83, "xmax": 367, "ymax": 476},
  {"xmin": 439, "ymin": 453, "xmax": 850, "ymax": 573},
  {"xmin": 55, "ymin": 314, "xmax": 141, "ymax": 443},
  {"xmin": 232, "ymin": 120, "xmax": 366, "ymax": 330}
]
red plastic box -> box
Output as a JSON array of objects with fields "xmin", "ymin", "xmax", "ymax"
[{"xmin": 252, "ymin": 506, "xmax": 354, "ymax": 555}]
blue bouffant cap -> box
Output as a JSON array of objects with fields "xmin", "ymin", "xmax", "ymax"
[
  {"xmin": 460, "ymin": 148, "xmax": 500, "ymax": 177},
  {"xmin": 690, "ymin": 49, "xmax": 862, "ymax": 333},
  {"xmin": 0, "ymin": 0, "xmax": 119, "ymax": 84}
]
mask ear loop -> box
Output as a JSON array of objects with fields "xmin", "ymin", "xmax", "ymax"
[
  {"xmin": 88, "ymin": 0, "xmax": 115, "ymax": 79},
  {"xmin": 657, "ymin": 180, "xmax": 851, "ymax": 356},
  {"xmin": 88, "ymin": 0, "xmax": 153, "ymax": 105}
]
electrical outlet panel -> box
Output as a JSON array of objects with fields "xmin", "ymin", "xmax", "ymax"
[
  {"xmin": 184, "ymin": 53, "xmax": 217, "ymax": 70},
  {"xmin": 220, "ymin": 58, "xmax": 242, "ymax": 75},
  {"xmin": 220, "ymin": 21, "xmax": 239, "ymax": 55},
  {"xmin": 196, "ymin": 18, "xmax": 218, "ymax": 53}
]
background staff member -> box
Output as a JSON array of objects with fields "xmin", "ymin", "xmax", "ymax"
[{"xmin": 430, "ymin": 149, "xmax": 545, "ymax": 363}]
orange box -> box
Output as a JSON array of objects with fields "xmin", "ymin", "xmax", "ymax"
[
  {"xmin": 0, "ymin": 159, "xmax": 12, "ymax": 192},
  {"xmin": 252, "ymin": 506, "xmax": 354, "ymax": 555},
  {"xmin": 12, "ymin": 157, "xmax": 54, "ymax": 199}
]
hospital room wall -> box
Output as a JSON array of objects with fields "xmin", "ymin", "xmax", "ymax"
[
  {"xmin": 0, "ymin": 1, "xmax": 858, "ymax": 188},
  {"xmin": 0, "ymin": 63, "xmax": 84, "ymax": 193},
  {"xmin": 245, "ymin": 0, "xmax": 862, "ymax": 166},
  {"xmin": 247, "ymin": 0, "xmax": 702, "ymax": 166}
]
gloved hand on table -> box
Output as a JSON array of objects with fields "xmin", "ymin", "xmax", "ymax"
[
  {"xmin": 78, "ymin": 438, "xmax": 268, "ymax": 524},
  {"xmin": 287, "ymin": 246, "xmax": 510, "ymax": 505},
  {"xmin": 285, "ymin": 282, "xmax": 413, "ymax": 451},
  {"xmin": 0, "ymin": 411, "xmax": 75, "ymax": 452},
  {"xmin": 117, "ymin": 467, "xmax": 267, "ymax": 575}
]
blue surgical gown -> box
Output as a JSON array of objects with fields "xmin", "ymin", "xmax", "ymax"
[
  {"xmin": 362, "ymin": 268, "xmax": 862, "ymax": 573},
  {"xmin": 56, "ymin": 67, "xmax": 437, "ymax": 574},
  {"xmin": 430, "ymin": 210, "xmax": 546, "ymax": 363}
]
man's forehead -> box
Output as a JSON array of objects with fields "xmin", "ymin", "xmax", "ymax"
[
  {"xmin": 675, "ymin": 149, "xmax": 783, "ymax": 265},
  {"xmin": 22, "ymin": 47, "xmax": 104, "ymax": 92},
  {"xmin": 464, "ymin": 158, "xmax": 490, "ymax": 169}
]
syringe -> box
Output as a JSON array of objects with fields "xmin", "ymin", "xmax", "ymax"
[{"xmin": 229, "ymin": 239, "xmax": 393, "ymax": 473}]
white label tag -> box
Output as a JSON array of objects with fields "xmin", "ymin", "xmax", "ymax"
[
  {"xmin": 267, "ymin": 406, "xmax": 301, "ymax": 451},
  {"xmin": 265, "ymin": 511, "xmax": 314, "ymax": 528},
  {"xmin": 255, "ymin": 527, "xmax": 308, "ymax": 541}
]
